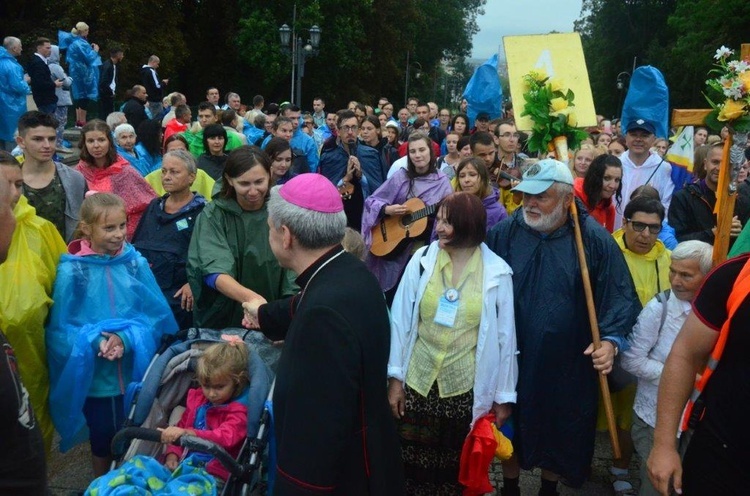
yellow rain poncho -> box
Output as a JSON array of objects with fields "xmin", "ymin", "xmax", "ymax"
[{"xmin": 0, "ymin": 195, "xmax": 66, "ymax": 452}]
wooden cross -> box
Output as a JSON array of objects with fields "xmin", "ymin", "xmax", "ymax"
[{"xmin": 671, "ymin": 43, "xmax": 750, "ymax": 266}]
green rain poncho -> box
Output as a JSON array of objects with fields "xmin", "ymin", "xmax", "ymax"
[{"xmin": 187, "ymin": 197, "xmax": 297, "ymax": 329}]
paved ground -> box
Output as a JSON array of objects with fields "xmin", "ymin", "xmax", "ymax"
[{"xmin": 48, "ymin": 431, "xmax": 640, "ymax": 495}]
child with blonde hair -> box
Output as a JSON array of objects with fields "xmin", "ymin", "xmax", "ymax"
[
  {"xmin": 46, "ymin": 192, "xmax": 177, "ymax": 476},
  {"xmin": 161, "ymin": 340, "xmax": 250, "ymax": 481}
]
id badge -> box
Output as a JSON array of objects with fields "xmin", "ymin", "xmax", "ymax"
[
  {"xmin": 176, "ymin": 218, "xmax": 189, "ymax": 231},
  {"xmin": 434, "ymin": 296, "xmax": 459, "ymax": 327}
]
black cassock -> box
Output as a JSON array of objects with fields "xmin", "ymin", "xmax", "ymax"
[{"xmin": 259, "ymin": 247, "xmax": 405, "ymax": 495}]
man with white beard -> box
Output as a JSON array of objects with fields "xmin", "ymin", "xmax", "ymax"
[{"xmin": 486, "ymin": 159, "xmax": 641, "ymax": 495}]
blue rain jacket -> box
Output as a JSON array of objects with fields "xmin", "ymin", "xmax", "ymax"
[
  {"xmin": 46, "ymin": 243, "xmax": 177, "ymax": 451},
  {"xmin": 0, "ymin": 46, "xmax": 30, "ymax": 141},
  {"xmin": 59, "ymin": 30, "xmax": 102, "ymax": 100}
]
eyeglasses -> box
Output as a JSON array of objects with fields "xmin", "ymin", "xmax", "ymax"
[
  {"xmin": 439, "ymin": 113, "xmax": 451, "ymax": 117},
  {"xmin": 626, "ymin": 219, "xmax": 662, "ymax": 234},
  {"xmin": 498, "ymin": 132, "xmax": 521, "ymax": 139},
  {"xmin": 339, "ymin": 125, "xmax": 359, "ymax": 133}
]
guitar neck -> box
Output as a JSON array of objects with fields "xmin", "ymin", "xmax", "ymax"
[{"xmin": 405, "ymin": 204, "xmax": 437, "ymax": 223}]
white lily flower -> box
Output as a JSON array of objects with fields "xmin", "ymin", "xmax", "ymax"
[{"xmin": 714, "ymin": 46, "xmax": 734, "ymax": 60}]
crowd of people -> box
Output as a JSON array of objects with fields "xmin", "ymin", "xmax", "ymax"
[{"xmin": 1, "ymin": 26, "xmax": 749, "ymax": 496}]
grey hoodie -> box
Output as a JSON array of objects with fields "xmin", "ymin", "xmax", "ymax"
[{"xmin": 48, "ymin": 45, "xmax": 73, "ymax": 106}]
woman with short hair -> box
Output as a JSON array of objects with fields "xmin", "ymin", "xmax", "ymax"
[
  {"xmin": 114, "ymin": 123, "xmax": 149, "ymax": 176},
  {"xmin": 388, "ymin": 192, "xmax": 517, "ymax": 494},
  {"xmin": 132, "ymin": 150, "xmax": 207, "ymax": 328},
  {"xmin": 197, "ymin": 123, "xmax": 228, "ymax": 181}
]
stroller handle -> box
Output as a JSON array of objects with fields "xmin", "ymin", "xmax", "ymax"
[
  {"xmin": 110, "ymin": 427, "xmax": 246, "ymax": 479},
  {"xmin": 180, "ymin": 435, "xmax": 245, "ymax": 478},
  {"xmin": 111, "ymin": 427, "xmax": 163, "ymax": 457}
]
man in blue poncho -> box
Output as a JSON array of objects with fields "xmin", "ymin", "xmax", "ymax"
[
  {"xmin": 486, "ymin": 159, "xmax": 641, "ymax": 495},
  {"xmin": 0, "ymin": 37, "xmax": 30, "ymax": 151}
]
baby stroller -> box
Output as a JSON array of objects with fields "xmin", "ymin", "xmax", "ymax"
[{"xmin": 109, "ymin": 327, "xmax": 278, "ymax": 495}]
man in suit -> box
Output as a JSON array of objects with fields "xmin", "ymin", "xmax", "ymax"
[
  {"xmin": 99, "ymin": 47, "xmax": 123, "ymax": 119},
  {"xmin": 28, "ymin": 38, "xmax": 61, "ymax": 115}
]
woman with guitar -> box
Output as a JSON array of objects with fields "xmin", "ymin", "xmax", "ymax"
[
  {"xmin": 387, "ymin": 192, "xmax": 518, "ymax": 493},
  {"xmin": 363, "ymin": 132, "xmax": 453, "ymax": 303}
]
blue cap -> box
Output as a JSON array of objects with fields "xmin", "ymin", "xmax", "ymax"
[
  {"xmin": 625, "ymin": 118, "xmax": 656, "ymax": 135},
  {"xmin": 512, "ymin": 158, "xmax": 573, "ymax": 195}
]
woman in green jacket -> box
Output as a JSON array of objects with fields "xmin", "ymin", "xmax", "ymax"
[{"xmin": 187, "ymin": 146, "xmax": 297, "ymax": 329}]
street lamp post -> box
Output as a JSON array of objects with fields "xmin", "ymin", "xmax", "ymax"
[
  {"xmin": 403, "ymin": 51, "xmax": 422, "ymax": 106},
  {"xmin": 279, "ymin": 18, "xmax": 321, "ymax": 106},
  {"xmin": 615, "ymin": 71, "xmax": 631, "ymax": 119}
]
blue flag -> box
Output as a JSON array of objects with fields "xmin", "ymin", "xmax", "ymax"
[
  {"xmin": 463, "ymin": 54, "xmax": 503, "ymax": 127},
  {"xmin": 620, "ymin": 66, "xmax": 669, "ymax": 139}
]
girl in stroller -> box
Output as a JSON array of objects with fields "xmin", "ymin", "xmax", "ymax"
[{"xmin": 160, "ymin": 340, "xmax": 250, "ymax": 481}]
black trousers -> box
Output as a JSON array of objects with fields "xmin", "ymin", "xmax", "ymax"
[
  {"xmin": 99, "ymin": 93, "xmax": 114, "ymax": 118},
  {"xmin": 682, "ymin": 423, "xmax": 747, "ymax": 494}
]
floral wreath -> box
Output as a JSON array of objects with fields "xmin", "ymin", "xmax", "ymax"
[{"xmin": 705, "ymin": 46, "xmax": 750, "ymax": 133}]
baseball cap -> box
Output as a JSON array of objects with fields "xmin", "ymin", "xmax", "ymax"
[
  {"xmin": 476, "ymin": 112, "xmax": 490, "ymax": 121},
  {"xmin": 625, "ymin": 119, "xmax": 656, "ymax": 135},
  {"xmin": 511, "ymin": 159, "xmax": 574, "ymax": 195}
]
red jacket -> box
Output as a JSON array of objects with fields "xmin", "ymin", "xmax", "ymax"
[
  {"xmin": 165, "ymin": 387, "xmax": 248, "ymax": 481},
  {"xmin": 163, "ymin": 118, "xmax": 188, "ymax": 143},
  {"xmin": 397, "ymin": 139, "xmax": 440, "ymax": 158},
  {"xmin": 573, "ymin": 177, "xmax": 615, "ymax": 233}
]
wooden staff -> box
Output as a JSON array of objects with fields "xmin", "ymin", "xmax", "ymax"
[
  {"xmin": 712, "ymin": 135, "xmax": 735, "ymax": 266},
  {"xmin": 569, "ymin": 199, "xmax": 621, "ymax": 459}
]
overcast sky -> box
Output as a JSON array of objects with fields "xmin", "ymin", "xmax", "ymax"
[{"xmin": 471, "ymin": 0, "xmax": 584, "ymax": 60}]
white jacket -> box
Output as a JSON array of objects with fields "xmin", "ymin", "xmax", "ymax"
[{"xmin": 388, "ymin": 241, "xmax": 518, "ymax": 426}]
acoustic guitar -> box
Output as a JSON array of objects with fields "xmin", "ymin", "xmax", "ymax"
[{"xmin": 369, "ymin": 197, "xmax": 438, "ymax": 256}]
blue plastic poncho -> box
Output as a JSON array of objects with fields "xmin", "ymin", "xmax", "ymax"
[
  {"xmin": 46, "ymin": 243, "xmax": 178, "ymax": 452},
  {"xmin": 242, "ymin": 120, "xmax": 265, "ymax": 146},
  {"xmin": 58, "ymin": 30, "xmax": 101, "ymax": 101},
  {"xmin": 620, "ymin": 66, "xmax": 669, "ymax": 139},
  {"xmin": 0, "ymin": 46, "xmax": 30, "ymax": 141},
  {"xmin": 463, "ymin": 54, "xmax": 503, "ymax": 128},
  {"xmin": 116, "ymin": 145, "xmax": 151, "ymax": 177}
]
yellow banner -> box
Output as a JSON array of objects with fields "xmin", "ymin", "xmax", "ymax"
[{"xmin": 504, "ymin": 33, "xmax": 597, "ymax": 131}]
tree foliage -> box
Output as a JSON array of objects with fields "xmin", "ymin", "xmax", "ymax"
[
  {"xmin": 574, "ymin": 0, "xmax": 677, "ymax": 118},
  {"xmin": 575, "ymin": 0, "xmax": 750, "ymax": 119},
  {"xmin": 0, "ymin": 0, "xmax": 484, "ymax": 111},
  {"xmin": 665, "ymin": 0, "xmax": 750, "ymax": 109}
]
